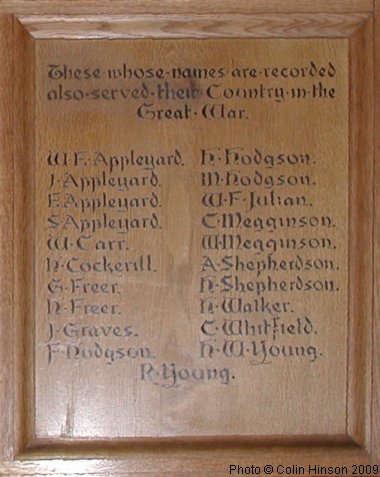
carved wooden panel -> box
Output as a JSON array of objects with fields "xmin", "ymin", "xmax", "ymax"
[{"xmin": 0, "ymin": 1, "xmax": 379, "ymax": 476}]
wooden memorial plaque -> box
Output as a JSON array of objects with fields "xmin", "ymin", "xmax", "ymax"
[{"xmin": 0, "ymin": 1, "xmax": 379, "ymax": 476}]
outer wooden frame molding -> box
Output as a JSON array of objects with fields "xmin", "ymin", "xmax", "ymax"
[{"xmin": 0, "ymin": 1, "xmax": 379, "ymax": 475}]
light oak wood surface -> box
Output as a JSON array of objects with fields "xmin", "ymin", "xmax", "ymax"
[
  {"xmin": 18, "ymin": 13, "xmax": 370, "ymax": 38},
  {"xmin": 0, "ymin": 13, "xmax": 14, "ymax": 463},
  {"xmin": 0, "ymin": 0, "xmax": 374, "ymax": 15},
  {"xmin": 0, "ymin": 1, "xmax": 379, "ymax": 476}
]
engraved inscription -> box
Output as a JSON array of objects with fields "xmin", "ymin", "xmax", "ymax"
[{"xmin": 35, "ymin": 39, "xmax": 348, "ymax": 438}]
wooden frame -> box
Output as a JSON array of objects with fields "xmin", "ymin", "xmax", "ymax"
[{"xmin": 0, "ymin": 1, "xmax": 379, "ymax": 475}]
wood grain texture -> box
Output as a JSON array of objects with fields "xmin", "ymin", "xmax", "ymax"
[
  {"xmin": 0, "ymin": 2, "xmax": 378, "ymax": 476},
  {"xmin": 372, "ymin": 0, "xmax": 380, "ymax": 462},
  {"xmin": 12, "ymin": 17, "xmax": 35, "ymax": 457},
  {"xmin": 0, "ymin": 14, "xmax": 14, "ymax": 462},
  {"xmin": 0, "ymin": 445, "xmax": 376, "ymax": 475},
  {"xmin": 18, "ymin": 13, "xmax": 370, "ymax": 39},
  {"xmin": 33, "ymin": 37, "xmax": 349, "ymax": 442},
  {"xmin": 347, "ymin": 17, "xmax": 374, "ymax": 448},
  {"xmin": 0, "ymin": 0, "xmax": 374, "ymax": 15}
]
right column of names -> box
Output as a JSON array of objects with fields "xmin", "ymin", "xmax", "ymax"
[{"xmin": 198, "ymin": 143, "xmax": 344, "ymax": 368}]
